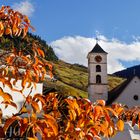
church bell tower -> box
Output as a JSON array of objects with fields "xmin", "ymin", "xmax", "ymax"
[{"xmin": 87, "ymin": 42, "xmax": 108, "ymax": 102}]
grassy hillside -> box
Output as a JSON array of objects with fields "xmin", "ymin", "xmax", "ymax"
[
  {"xmin": 44, "ymin": 60, "xmax": 125, "ymax": 98},
  {"xmin": 26, "ymin": 34, "xmax": 125, "ymax": 97},
  {"xmin": 108, "ymin": 75, "xmax": 125, "ymax": 91},
  {"xmin": 1, "ymin": 33, "xmax": 125, "ymax": 97}
]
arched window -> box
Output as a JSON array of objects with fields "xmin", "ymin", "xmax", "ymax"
[
  {"xmin": 96, "ymin": 65, "xmax": 101, "ymax": 72},
  {"xmin": 96, "ymin": 75, "xmax": 101, "ymax": 83}
]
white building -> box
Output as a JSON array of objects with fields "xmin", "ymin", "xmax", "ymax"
[
  {"xmin": 87, "ymin": 42, "xmax": 140, "ymax": 140},
  {"xmin": 87, "ymin": 43, "xmax": 108, "ymax": 102},
  {"xmin": 87, "ymin": 42, "xmax": 140, "ymax": 107},
  {"xmin": 0, "ymin": 79, "xmax": 43, "ymax": 118},
  {"xmin": 107, "ymin": 76, "xmax": 140, "ymax": 107}
]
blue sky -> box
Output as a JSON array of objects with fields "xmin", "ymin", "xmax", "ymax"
[{"xmin": 1, "ymin": 0, "xmax": 140, "ymax": 73}]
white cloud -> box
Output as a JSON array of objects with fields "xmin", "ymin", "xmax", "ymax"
[
  {"xmin": 12, "ymin": 1, "xmax": 34, "ymax": 17},
  {"xmin": 50, "ymin": 35, "xmax": 140, "ymax": 74}
]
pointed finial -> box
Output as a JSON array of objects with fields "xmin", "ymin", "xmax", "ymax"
[{"xmin": 95, "ymin": 37, "xmax": 99, "ymax": 44}]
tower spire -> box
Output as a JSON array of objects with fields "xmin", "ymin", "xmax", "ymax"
[
  {"xmin": 87, "ymin": 42, "xmax": 108, "ymax": 102},
  {"xmin": 95, "ymin": 37, "xmax": 99, "ymax": 44}
]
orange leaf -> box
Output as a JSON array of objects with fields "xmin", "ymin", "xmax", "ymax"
[
  {"xmin": 31, "ymin": 112, "xmax": 37, "ymax": 122},
  {"xmin": 0, "ymin": 109, "xmax": 2, "ymax": 123},
  {"xmin": 44, "ymin": 119, "xmax": 58, "ymax": 136},
  {"xmin": 44, "ymin": 114, "xmax": 58, "ymax": 135},
  {"xmin": 23, "ymin": 24, "xmax": 28, "ymax": 38},
  {"xmin": 85, "ymin": 134, "xmax": 94, "ymax": 140},
  {"xmin": 37, "ymin": 48, "xmax": 45, "ymax": 57},
  {"xmin": 4, "ymin": 66, "xmax": 9, "ymax": 76},
  {"xmin": 2, "ymin": 92, "xmax": 13, "ymax": 102},
  {"xmin": 138, "ymin": 120, "xmax": 140, "ymax": 130},
  {"xmin": 2, "ymin": 101, "xmax": 17, "ymax": 109},
  {"xmin": 27, "ymin": 137, "xmax": 37, "ymax": 140},
  {"xmin": 106, "ymin": 107, "xmax": 117, "ymax": 117},
  {"xmin": 3, "ymin": 116, "xmax": 20, "ymax": 134},
  {"xmin": 69, "ymin": 109, "xmax": 77, "ymax": 121},
  {"xmin": 53, "ymin": 97, "xmax": 58, "ymax": 110},
  {"xmin": 94, "ymin": 106, "xmax": 103, "ymax": 120},
  {"xmin": 17, "ymin": 28, "xmax": 22, "ymax": 36},
  {"xmin": 22, "ymin": 77, "xmax": 28, "ymax": 89},
  {"xmin": 31, "ymin": 101, "xmax": 40, "ymax": 113},
  {"xmin": 116, "ymin": 107, "xmax": 124, "ymax": 115},
  {"xmin": 117, "ymin": 119, "xmax": 124, "ymax": 131},
  {"xmin": 132, "ymin": 117, "xmax": 136, "ymax": 127},
  {"xmin": 26, "ymin": 96, "xmax": 32, "ymax": 104},
  {"xmin": 33, "ymin": 94, "xmax": 45, "ymax": 105},
  {"xmin": 20, "ymin": 118, "xmax": 28, "ymax": 136},
  {"xmin": 104, "ymin": 111, "xmax": 111, "ymax": 122},
  {"xmin": 90, "ymin": 128, "xmax": 97, "ymax": 136},
  {"xmin": 20, "ymin": 106, "xmax": 28, "ymax": 114},
  {"xmin": 12, "ymin": 23, "xmax": 18, "ymax": 35},
  {"xmin": 97, "ymin": 100, "xmax": 105, "ymax": 106},
  {"xmin": 5, "ymin": 27, "xmax": 12, "ymax": 35},
  {"xmin": 44, "ymin": 114, "xmax": 56, "ymax": 122},
  {"xmin": 0, "ymin": 22, "xmax": 4, "ymax": 36},
  {"xmin": 27, "ymin": 81, "xmax": 32, "ymax": 88},
  {"xmin": 108, "ymin": 126, "xmax": 113, "ymax": 136},
  {"xmin": 23, "ymin": 15, "xmax": 30, "ymax": 24},
  {"xmin": 65, "ymin": 121, "xmax": 71, "ymax": 132},
  {"xmin": 0, "ymin": 88, "xmax": 13, "ymax": 102}
]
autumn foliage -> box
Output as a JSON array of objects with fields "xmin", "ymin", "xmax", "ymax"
[{"xmin": 0, "ymin": 5, "xmax": 139, "ymax": 140}]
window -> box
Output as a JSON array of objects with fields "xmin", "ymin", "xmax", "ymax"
[
  {"xmin": 96, "ymin": 75, "xmax": 101, "ymax": 83},
  {"xmin": 133, "ymin": 95, "xmax": 138, "ymax": 101},
  {"xmin": 96, "ymin": 65, "xmax": 101, "ymax": 72}
]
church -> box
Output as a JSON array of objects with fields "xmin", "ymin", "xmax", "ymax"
[{"xmin": 87, "ymin": 43, "xmax": 140, "ymax": 107}]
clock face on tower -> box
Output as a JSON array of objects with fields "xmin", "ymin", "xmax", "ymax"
[{"xmin": 95, "ymin": 55, "xmax": 102, "ymax": 63}]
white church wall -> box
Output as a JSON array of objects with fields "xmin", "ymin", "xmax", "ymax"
[
  {"xmin": 89, "ymin": 64, "xmax": 107, "ymax": 84},
  {"xmin": 0, "ymin": 78, "xmax": 43, "ymax": 117},
  {"xmin": 100, "ymin": 64, "xmax": 107, "ymax": 84},
  {"xmin": 88, "ymin": 51, "xmax": 108, "ymax": 102},
  {"xmin": 114, "ymin": 76, "xmax": 140, "ymax": 107},
  {"xmin": 88, "ymin": 85, "xmax": 108, "ymax": 101}
]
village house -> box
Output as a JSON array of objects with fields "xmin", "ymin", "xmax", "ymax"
[
  {"xmin": 87, "ymin": 42, "xmax": 140, "ymax": 140},
  {"xmin": 87, "ymin": 42, "xmax": 140, "ymax": 107}
]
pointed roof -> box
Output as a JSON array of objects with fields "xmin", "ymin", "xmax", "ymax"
[
  {"xmin": 106, "ymin": 76, "xmax": 138, "ymax": 105},
  {"xmin": 89, "ymin": 43, "xmax": 107, "ymax": 54}
]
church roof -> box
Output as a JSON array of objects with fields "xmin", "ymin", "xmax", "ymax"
[
  {"xmin": 90, "ymin": 43, "xmax": 107, "ymax": 54},
  {"xmin": 106, "ymin": 77, "xmax": 135, "ymax": 105}
]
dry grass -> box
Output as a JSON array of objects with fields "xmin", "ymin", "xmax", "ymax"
[{"xmin": 44, "ymin": 60, "xmax": 125, "ymax": 98}]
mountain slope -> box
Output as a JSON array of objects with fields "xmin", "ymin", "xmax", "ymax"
[
  {"xmin": 44, "ymin": 60, "xmax": 125, "ymax": 97},
  {"xmin": 1, "ymin": 33, "xmax": 125, "ymax": 97},
  {"xmin": 26, "ymin": 34, "xmax": 125, "ymax": 97},
  {"xmin": 114, "ymin": 65, "xmax": 140, "ymax": 78}
]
